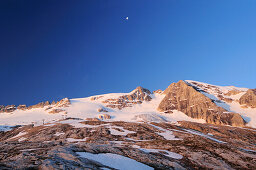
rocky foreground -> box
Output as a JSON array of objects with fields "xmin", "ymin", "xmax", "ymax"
[{"xmin": 0, "ymin": 119, "xmax": 256, "ymax": 169}]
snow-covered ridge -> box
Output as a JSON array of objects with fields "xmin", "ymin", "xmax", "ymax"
[
  {"xmin": 1, "ymin": 80, "xmax": 256, "ymax": 128},
  {"xmin": 0, "ymin": 86, "xmax": 205, "ymax": 127},
  {"xmin": 185, "ymin": 80, "xmax": 248, "ymax": 93},
  {"xmin": 185, "ymin": 80, "xmax": 256, "ymax": 128}
]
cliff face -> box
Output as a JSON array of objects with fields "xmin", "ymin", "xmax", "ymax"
[
  {"xmin": 239, "ymin": 89, "xmax": 256, "ymax": 108},
  {"xmin": 158, "ymin": 80, "xmax": 245, "ymax": 127}
]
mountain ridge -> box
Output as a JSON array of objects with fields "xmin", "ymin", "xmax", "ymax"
[
  {"xmin": 1, "ymin": 80, "xmax": 256, "ymax": 169},
  {"xmin": 0, "ymin": 80, "xmax": 256, "ymax": 128}
]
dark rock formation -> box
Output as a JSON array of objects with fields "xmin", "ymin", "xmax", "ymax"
[
  {"xmin": 3, "ymin": 105, "xmax": 16, "ymax": 113},
  {"xmin": 158, "ymin": 80, "xmax": 245, "ymax": 127},
  {"xmin": 239, "ymin": 89, "xmax": 256, "ymax": 108}
]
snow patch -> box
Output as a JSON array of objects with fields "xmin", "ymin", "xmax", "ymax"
[
  {"xmin": 10, "ymin": 131, "xmax": 27, "ymax": 140},
  {"xmin": 77, "ymin": 152, "xmax": 153, "ymax": 170},
  {"xmin": 139, "ymin": 148, "xmax": 183, "ymax": 159},
  {"xmin": 66, "ymin": 138, "xmax": 87, "ymax": 142},
  {"xmin": 107, "ymin": 126, "xmax": 136, "ymax": 136},
  {"xmin": 183, "ymin": 129, "xmax": 226, "ymax": 144},
  {"xmin": 150, "ymin": 124, "xmax": 180, "ymax": 140}
]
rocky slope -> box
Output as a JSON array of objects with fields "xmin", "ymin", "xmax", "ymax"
[
  {"xmin": 0, "ymin": 119, "xmax": 255, "ymax": 169},
  {"xmin": 100, "ymin": 86, "xmax": 152, "ymax": 110},
  {"xmin": 158, "ymin": 80, "xmax": 245, "ymax": 127},
  {"xmin": 184, "ymin": 80, "xmax": 256, "ymax": 127}
]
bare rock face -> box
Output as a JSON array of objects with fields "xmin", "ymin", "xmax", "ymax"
[
  {"xmin": 225, "ymin": 89, "xmax": 242, "ymax": 96},
  {"xmin": 158, "ymin": 80, "xmax": 245, "ymax": 127},
  {"xmin": 239, "ymin": 89, "xmax": 256, "ymax": 108},
  {"xmin": 103, "ymin": 86, "xmax": 152, "ymax": 110},
  {"xmin": 55, "ymin": 98, "xmax": 71, "ymax": 107}
]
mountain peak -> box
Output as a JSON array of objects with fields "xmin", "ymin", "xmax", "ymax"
[{"xmin": 133, "ymin": 86, "xmax": 151, "ymax": 95}]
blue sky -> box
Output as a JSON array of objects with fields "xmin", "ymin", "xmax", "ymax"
[{"xmin": 0, "ymin": 0, "xmax": 256, "ymax": 105}]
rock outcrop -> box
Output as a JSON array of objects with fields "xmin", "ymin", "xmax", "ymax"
[
  {"xmin": 0, "ymin": 98, "xmax": 71, "ymax": 114},
  {"xmin": 55, "ymin": 98, "xmax": 71, "ymax": 107},
  {"xmin": 158, "ymin": 80, "xmax": 245, "ymax": 127},
  {"xmin": 28, "ymin": 101, "xmax": 50, "ymax": 109},
  {"xmin": 0, "ymin": 105, "xmax": 16, "ymax": 113},
  {"xmin": 239, "ymin": 89, "xmax": 256, "ymax": 108},
  {"xmin": 103, "ymin": 86, "xmax": 152, "ymax": 109},
  {"xmin": 17, "ymin": 105, "xmax": 27, "ymax": 110},
  {"xmin": 97, "ymin": 108, "xmax": 108, "ymax": 112},
  {"xmin": 153, "ymin": 89, "xmax": 163, "ymax": 94},
  {"xmin": 225, "ymin": 89, "xmax": 242, "ymax": 96},
  {"xmin": 90, "ymin": 96, "xmax": 103, "ymax": 101},
  {"xmin": 98, "ymin": 114, "xmax": 111, "ymax": 120},
  {"xmin": 48, "ymin": 109, "xmax": 66, "ymax": 114}
]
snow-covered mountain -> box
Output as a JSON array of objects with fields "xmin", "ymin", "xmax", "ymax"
[
  {"xmin": 0, "ymin": 80, "xmax": 256, "ymax": 128},
  {"xmin": 185, "ymin": 80, "xmax": 256, "ymax": 127},
  {"xmin": 1, "ymin": 80, "xmax": 256, "ymax": 169}
]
